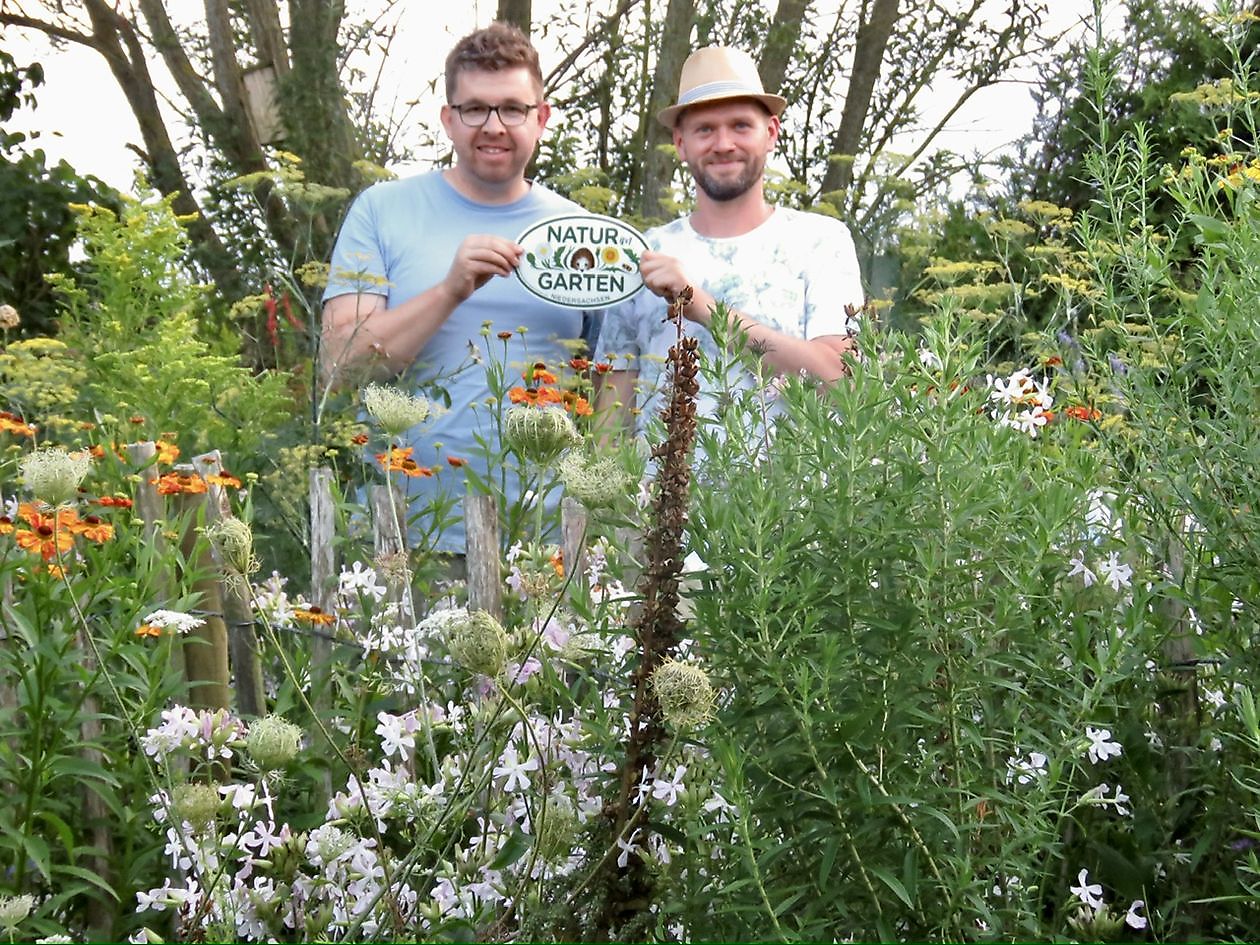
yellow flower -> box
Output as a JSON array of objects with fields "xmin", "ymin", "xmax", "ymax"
[{"xmin": 601, "ymin": 246, "xmax": 621, "ymax": 265}]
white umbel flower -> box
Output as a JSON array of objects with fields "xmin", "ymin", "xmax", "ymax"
[
  {"xmin": 20, "ymin": 448, "xmax": 91, "ymax": 506},
  {"xmin": 362, "ymin": 384, "xmax": 432, "ymax": 436}
]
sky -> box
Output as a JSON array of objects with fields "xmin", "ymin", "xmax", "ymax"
[{"xmin": 3, "ymin": 1, "xmax": 1117, "ymax": 193}]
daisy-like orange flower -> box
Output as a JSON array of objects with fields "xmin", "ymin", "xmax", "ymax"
[
  {"xmin": 155, "ymin": 440, "xmax": 180, "ymax": 465},
  {"xmin": 0, "ymin": 412, "xmax": 35, "ymax": 437},
  {"xmin": 447, "ymin": 456, "xmax": 467, "ymax": 468},
  {"xmin": 561, "ymin": 391, "xmax": 593, "ymax": 417},
  {"xmin": 205, "ymin": 470, "xmax": 242, "ymax": 488},
  {"xmin": 1044, "ymin": 355, "xmax": 1063, "ymax": 367},
  {"xmin": 497, "ymin": 331, "xmax": 514, "ymax": 340},
  {"xmin": 129, "ymin": 416, "xmax": 146, "ymax": 425},
  {"xmin": 76, "ymin": 515, "xmax": 115, "ymax": 543},
  {"xmin": 16, "ymin": 522, "xmax": 74, "ymax": 561},
  {"xmin": 44, "ymin": 562, "xmax": 66, "ymax": 579},
  {"xmin": 376, "ymin": 446, "xmax": 434, "ymax": 478},
  {"xmin": 351, "ymin": 432, "xmax": 369, "ymax": 446},
  {"xmin": 569, "ymin": 357, "xmax": 590, "ymax": 372},
  {"xmin": 527, "ymin": 362, "xmax": 558, "ymax": 385},
  {"xmin": 95, "ymin": 495, "xmax": 134, "ymax": 509},
  {"xmin": 294, "ymin": 606, "xmax": 336, "ymax": 626},
  {"xmin": 594, "ymin": 361, "xmax": 613, "ymax": 375},
  {"xmin": 88, "ymin": 444, "xmax": 105, "ymax": 459},
  {"xmin": 135, "ymin": 622, "xmax": 162, "ymax": 638},
  {"xmin": 549, "ymin": 549, "xmax": 564, "ymax": 577},
  {"xmin": 152, "ymin": 472, "xmax": 208, "ymax": 495},
  {"xmin": 1065, "ymin": 404, "xmax": 1102, "ymax": 422},
  {"xmin": 0, "ymin": 516, "xmax": 13, "ymax": 535}
]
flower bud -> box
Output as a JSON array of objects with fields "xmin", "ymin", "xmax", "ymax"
[
  {"xmin": 19, "ymin": 448, "xmax": 91, "ymax": 507},
  {"xmin": 504, "ymin": 406, "xmax": 580, "ymax": 464},
  {"xmin": 651, "ymin": 658, "xmax": 716, "ymax": 729},
  {"xmin": 558, "ymin": 451, "xmax": 632, "ymax": 509},
  {"xmin": 171, "ymin": 782, "xmax": 221, "ymax": 828},
  {"xmin": 445, "ymin": 610, "xmax": 509, "ymax": 677},
  {"xmin": 0, "ymin": 894, "xmax": 35, "ymax": 931},
  {"xmin": 534, "ymin": 798, "xmax": 579, "ymax": 861},
  {"xmin": 245, "ymin": 715, "xmax": 303, "ymax": 770},
  {"xmin": 362, "ymin": 384, "xmax": 431, "ymax": 436}
]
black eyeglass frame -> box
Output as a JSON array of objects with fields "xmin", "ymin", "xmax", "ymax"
[{"xmin": 448, "ymin": 103, "xmax": 540, "ymax": 127}]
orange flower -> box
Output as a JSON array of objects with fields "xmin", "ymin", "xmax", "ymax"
[
  {"xmin": 152, "ymin": 472, "xmax": 208, "ymax": 495},
  {"xmin": 129, "ymin": 416, "xmax": 146, "ymax": 425},
  {"xmin": 18, "ymin": 503, "xmax": 79, "ymax": 531},
  {"xmin": 294, "ymin": 606, "xmax": 336, "ymax": 626},
  {"xmin": 562, "ymin": 391, "xmax": 593, "ymax": 416},
  {"xmin": 351, "ymin": 432, "xmax": 369, "ymax": 446},
  {"xmin": 0, "ymin": 516, "xmax": 12, "ymax": 535},
  {"xmin": 89, "ymin": 444, "xmax": 105, "ymax": 459},
  {"xmin": 570, "ymin": 357, "xmax": 590, "ymax": 372},
  {"xmin": 76, "ymin": 515, "xmax": 115, "ymax": 543},
  {"xmin": 447, "ymin": 456, "xmax": 467, "ymax": 468},
  {"xmin": 205, "ymin": 470, "xmax": 242, "ymax": 488},
  {"xmin": 594, "ymin": 362, "xmax": 613, "ymax": 375},
  {"xmin": 44, "ymin": 562, "xmax": 66, "ymax": 579},
  {"xmin": 376, "ymin": 446, "xmax": 434, "ymax": 478},
  {"xmin": 1044, "ymin": 355, "xmax": 1063, "ymax": 366},
  {"xmin": 549, "ymin": 549, "xmax": 564, "ymax": 577},
  {"xmin": 155, "ymin": 440, "xmax": 180, "ymax": 464},
  {"xmin": 527, "ymin": 362, "xmax": 558, "ymax": 385},
  {"xmin": 95, "ymin": 495, "xmax": 134, "ymax": 509},
  {"xmin": 135, "ymin": 623, "xmax": 162, "ymax": 638},
  {"xmin": 16, "ymin": 523, "xmax": 74, "ymax": 560},
  {"xmin": 0, "ymin": 414, "xmax": 35, "ymax": 437},
  {"xmin": 497, "ymin": 331, "xmax": 513, "ymax": 340},
  {"xmin": 1066, "ymin": 404, "xmax": 1102, "ymax": 422}
]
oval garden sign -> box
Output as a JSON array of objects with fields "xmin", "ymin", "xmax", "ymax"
[{"xmin": 515, "ymin": 214, "xmax": 648, "ymax": 308}]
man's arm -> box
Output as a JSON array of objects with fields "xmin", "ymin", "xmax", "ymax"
[
  {"xmin": 638, "ymin": 252, "xmax": 855, "ymax": 383},
  {"xmin": 320, "ymin": 234, "xmax": 523, "ymax": 386}
]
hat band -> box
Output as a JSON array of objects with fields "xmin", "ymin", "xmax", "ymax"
[{"xmin": 677, "ymin": 79, "xmax": 765, "ymax": 106}]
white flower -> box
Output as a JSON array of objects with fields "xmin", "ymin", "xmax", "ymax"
[
  {"xmin": 339, "ymin": 561, "xmax": 387, "ymax": 601},
  {"xmin": 1068, "ymin": 555, "xmax": 1097, "ymax": 587},
  {"xmin": 1125, "ymin": 899, "xmax": 1148, "ymax": 930},
  {"xmin": 1097, "ymin": 552, "xmax": 1133, "ymax": 591},
  {"xmin": 1085, "ymin": 726, "xmax": 1123, "ymax": 764},
  {"xmin": 1069, "ymin": 868, "xmax": 1105, "ymax": 911},
  {"xmin": 650, "ymin": 765, "xmax": 687, "ymax": 807},
  {"xmin": 615, "ymin": 828, "xmax": 642, "ymax": 868},
  {"xmin": 493, "ymin": 746, "xmax": 539, "ymax": 793},
  {"xmin": 142, "ymin": 609, "xmax": 206, "ymax": 635},
  {"xmin": 918, "ymin": 347, "xmax": 943, "ymax": 371},
  {"xmin": 1006, "ymin": 751, "xmax": 1048, "ymax": 786}
]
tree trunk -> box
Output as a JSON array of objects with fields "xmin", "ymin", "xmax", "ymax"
[
  {"xmin": 497, "ymin": 0, "xmax": 532, "ymax": 34},
  {"xmin": 635, "ymin": 0, "xmax": 696, "ymax": 221},
  {"xmin": 758, "ymin": 0, "xmax": 810, "ymax": 95},
  {"xmin": 818, "ymin": 0, "xmax": 900, "ymax": 198}
]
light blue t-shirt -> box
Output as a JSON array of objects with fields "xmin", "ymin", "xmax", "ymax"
[{"xmin": 324, "ymin": 172, "xmax": 586, "ymax": 552}]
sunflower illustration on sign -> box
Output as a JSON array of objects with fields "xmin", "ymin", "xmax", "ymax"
[{"xmin": 516, "ymin": 214, "xmax": 648, "ymax": 308}]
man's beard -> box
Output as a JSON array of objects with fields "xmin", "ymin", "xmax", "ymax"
[{"xmin": 692, "ymin": 155, "xmax": 764, "ymax": 201}]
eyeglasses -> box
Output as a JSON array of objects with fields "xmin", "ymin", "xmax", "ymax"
[{"xmin": 449, "ymin": 103, "xmax": 539, "ymax": 127}]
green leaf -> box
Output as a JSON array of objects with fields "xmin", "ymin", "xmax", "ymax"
[
  {"xmin": 870, "ymin": 866, "xmax": 914, "ymax": 909},
  {"xmin": 489, "ymin": 829, "xmax": 529, "ymax": 870}
]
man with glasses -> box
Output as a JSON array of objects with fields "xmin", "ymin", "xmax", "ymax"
[{"xmin": 322, "ymin": 22, "xmax": 590, "ymax": 555}]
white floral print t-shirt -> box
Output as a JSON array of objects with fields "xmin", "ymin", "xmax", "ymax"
[{"xmin": 594, "ymin": 206, "xmax": 864, "ymax": 437}]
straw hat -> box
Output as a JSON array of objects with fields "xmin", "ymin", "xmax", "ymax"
[{"xmin": 657, "ymin": 46, "xmax": 787, "ymax": 129}]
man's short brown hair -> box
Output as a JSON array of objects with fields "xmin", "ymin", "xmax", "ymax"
[{"xmin": 445, "ymin": 22, "xmax": 543, "ymax": 101}]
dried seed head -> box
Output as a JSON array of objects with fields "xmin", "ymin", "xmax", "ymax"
[
  {"xmin": 19, "ymin": 447, "xmax": 91, "ymax": 507},
  {"xmin": 504, "ymin": 406, "xmax": 580, "ymax": 464},
  {"xmin": 446, "ymin": 609, "xmax": 509, "ymax": 677},
  {"xmin": 245, "ymin": 714, "xmax": 303, "ymax": 770},
  {"xmin": 651, "ymin": 658, "xmax": 716, "ymax": 729},
  {"xmin": 558, "ymin": 451, "xmax": 632, "ymax": 509},
  {"xmin": 204, "ymin": 518, "xmax": 259, "ymax": 582},
  {"xmin": 362, "ymin": 384, "xmax": 431, "ymax": 436},
  {"xmin": 171, "ymin": 782, "xmax": 221, "ymax": 828},
  {"xmin": 0, "ymin": 304, "xmax": 20, "ymax": 330}
]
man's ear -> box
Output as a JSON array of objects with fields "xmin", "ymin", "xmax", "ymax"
[
  {"xmin": 673, "ymin": 125, "xmax": 688, "ymax": 164},
  {"xmin": 439, "ymin": 103, "xmax": 455, "ymax": 138},
  {"xmin": 766, "ymin": 114, "xmax": 782, "ymax": 150},
  {"xmin": 536, "ymin": 101, "xmax": 552, "ymax": 130}
]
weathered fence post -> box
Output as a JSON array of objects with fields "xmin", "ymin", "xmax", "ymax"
[
  {"xmin": 195, "ymin": 451, "xmax": 265, "ymax": 717},
  {"xmin": 465, "ymin": 494, "xmax": 503, "ymax": 620},
  {"xmin": 309, "ymin": 467, "xmax": 337, "ymax": 704},
  {"xmin": 561, "ymin": 497, "xmax": 588, "ymax": 591},
  {"xmin": 172, "ymin": 463, "xmax": 231, "ymax": 712}
]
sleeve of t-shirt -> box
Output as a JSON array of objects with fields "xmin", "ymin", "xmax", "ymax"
[
  {"xmin": 801, "ymin": 216, "xmax": 865, "ymax": 338},
  {"xmin": 322, "ymin": 187, "xmax": 389, "ymax": 303}
]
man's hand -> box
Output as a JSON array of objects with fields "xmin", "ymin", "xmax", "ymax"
[
  {"xmin": 442, "ymin": 235, "xmax": 523, "ymax": 303},
  {"xmin": 639, "ymin": 250, "xmax": 714, "ymax": 316}
]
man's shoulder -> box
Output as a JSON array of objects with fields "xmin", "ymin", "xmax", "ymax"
[
  {"xmin": 350, "ymin": 171, "xmax": 437, "ymax": 208},
  {"xmin": 775, "ymin": 205, "xmax": 853, "ymax": 234}
]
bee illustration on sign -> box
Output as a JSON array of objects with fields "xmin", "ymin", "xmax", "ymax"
[{"xmin": 515, "ymin": 214, "xmax": 648, "ymax": 309}]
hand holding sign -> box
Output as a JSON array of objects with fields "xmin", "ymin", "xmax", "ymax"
[
  {"xmin": 514, "ymin": 214, "xmax": 649, "ymax": 308},
  {"xmin": 444, "ymin": 234, "xmax": 523, "ymax": 303}
]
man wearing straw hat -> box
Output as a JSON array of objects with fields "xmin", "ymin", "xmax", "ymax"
[{"xmin": 595, "ymin": 46, "xmax": 864, "ymax": 436}]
